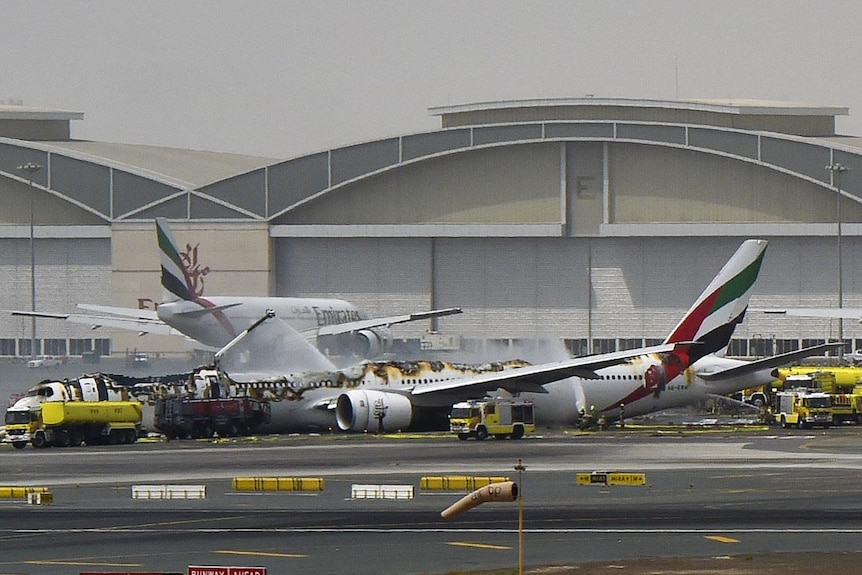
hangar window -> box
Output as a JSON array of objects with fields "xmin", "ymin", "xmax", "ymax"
[
  {"xmin": 749, "ymin": 338, "xmax": 774, "ymax": 357},
  {"xmin": 17, "ymin": 338, "xmax": 39, "ymax": 357},
  {"xmin": 774, "ymin": 339, "xmax": 800, "ymax": 354},
  {"xmin": 0, "ymin": 339, "xmax": 15, "ymax": 356},
  {"xmin": 44, "ymin": 339, "xmax": 67, "ymax": 356},
  {"xmin": 565, "ymin": 339, "xmax": 589, "ymax": 356},
  {"xmin": 592, "ymin": 339, "xmax": 617, "ymax": 354},
  {"xmin": 727, "ymin": 339, "xmax": 748, "ymax": 357},
  {"xmin": 69, "ymin": 339, "xmax": 93, "ymax": 355},
  {"xmin": 94, "ymin": 339, "xmax": 111, "ymax": 356},
  {"xmin": 618, "ymin": 338, "xmax": 643, "ymax": 351},
  {"xmin": 802, "ymin": 338, "xmax": 826, "ymax": 349}
]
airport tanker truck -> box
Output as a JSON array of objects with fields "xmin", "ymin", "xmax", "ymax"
[{"xmin": 4, "ymin": 399, "xmax": 143, "ymax": 449}]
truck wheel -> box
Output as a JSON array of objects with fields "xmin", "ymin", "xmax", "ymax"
[
  {"xmin": 70, "ymin": 430, "xmax": 83, "ymax": 447},
  {"xmin": 53, "ymin": 429, "xmax": 71, "ymax": 448},
  {"xmin": 457, "ymin": 433, "xmax": 469, "ymax": 441},
  {"xmin": 31, "ymin": 431, "xmax": 48, "ymax": 449},
  {"xmin": 780, "ymin": 416, "xmax": 788, "ymax": 429},
  {"xmin": 511, "ymin": 426, "xmax": 524, "ymax": 439},
  {"xmin": 11, "ymin": 441, "xmax": 26, "ymax": 450},
  {"xmin": 797, "ymin": 419, "xmax": 805, "ymax": 430},
  {"xmin": 476, "ymin": 427, "xmax": 488, "ymax": 441}
]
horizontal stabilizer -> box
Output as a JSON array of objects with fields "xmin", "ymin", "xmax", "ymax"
[
  {"xmin": 76, "ymin": 304, "xmax": 159, "ymax": 321},
  {"xmin": 752, "ymin": 307, "xmax": 862, "ymax": 320},
  {"xmin": 697, "ymin": 342, "xmax": 844, "ymax": 381}
]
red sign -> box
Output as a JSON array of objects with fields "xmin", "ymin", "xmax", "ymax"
[{"xmin": 188, "ymin": 568, "xmax": 265, "ymax": 575}]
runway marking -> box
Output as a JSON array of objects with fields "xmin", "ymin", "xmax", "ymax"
[
  {"xmin": 216, "ymin": 549, "xmax": 308, "ymax": 558},
  {"xmin": 447, "ymin": 542, "xmax": 511, "ymax": 550},
  {"xmin": 26, "ymin": 560, "xmax": 141, "ymax": 567},
  {"xmin": 704, "ymin": 535, "xmax": 740, "ymax": 543}
]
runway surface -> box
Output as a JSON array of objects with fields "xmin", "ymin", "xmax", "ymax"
[{"xmin": 2, "ymin": 428, "xmax": 862, "ymax": 574}]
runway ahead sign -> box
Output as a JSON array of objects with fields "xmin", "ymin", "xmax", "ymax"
[{"xmin": 188, "ymin": 567, "xmax": 266, "ymax": 575}]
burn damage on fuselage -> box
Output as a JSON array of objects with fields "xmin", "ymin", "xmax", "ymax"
[{"xmin": 224, "ymin": 358, "xmax": 532, "ymax": 403}]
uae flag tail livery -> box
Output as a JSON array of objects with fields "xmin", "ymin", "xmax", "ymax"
[
  {"xmin": 157, "ymin": 217, "xmax": 198, "ymax": 303},
  {"xmin": 645, "ymin": 239, "xmax": 767, "ymax": 391}
]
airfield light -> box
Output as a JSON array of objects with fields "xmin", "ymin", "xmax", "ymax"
[{"xmin": 17, "ymin": 161, "xmax": 42, "ymax": 358}]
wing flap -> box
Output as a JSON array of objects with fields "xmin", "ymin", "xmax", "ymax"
[{"xmin": 697, "ymin": 342, "xmax": 844, "ymax": 381}]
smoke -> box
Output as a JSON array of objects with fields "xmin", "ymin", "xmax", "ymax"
[{"xmin": 217, "ymin": 315, "xmax": 336, "ymax": 379}]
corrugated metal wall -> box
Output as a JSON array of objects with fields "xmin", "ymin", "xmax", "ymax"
[{"xmin": 0, "ymin": 238, "xmax": 111, "ymax": 339}]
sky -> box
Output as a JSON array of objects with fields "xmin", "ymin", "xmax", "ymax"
[{"xmin": 1, "ymin": 0, "xmax": 861, "ymax": 160}]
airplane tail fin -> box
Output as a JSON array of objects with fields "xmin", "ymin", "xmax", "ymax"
[
  {"xmin": 156, "ymin": 218, "xmax": 197, "ymax": 303},
  {"xmin": 663, "ymin": 239, "xmax": 767, "ymax": 364}
]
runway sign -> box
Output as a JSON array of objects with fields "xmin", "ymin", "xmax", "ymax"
[
  {"xmin": 576, "ymin": 472, "xmax": 646, "ymax": 486},
  {"xmin": 187, "ymin": 567, "xmax": 266, "ymax": 575}
]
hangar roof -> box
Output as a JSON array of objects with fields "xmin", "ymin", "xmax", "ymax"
[
  {"xmin": 0, "ymin": 104, "xmax": 83, "ymax": 121},
  {"xmin": 42, "ymin": 140, "xmax": 275, "ymax": 189},
  {"xmin": 430, "ymin": 97, "xmax": 849, "ymax": 137},
  {"xmin": 429, "ymin": 97, "xmax": 849, "ymax": 117}
]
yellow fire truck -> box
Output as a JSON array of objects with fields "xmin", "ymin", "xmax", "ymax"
[
  {"xmin": 772, "ymin": 388, "xmax": 832, "ymax": 429},
  {"xmin": 449, "ymin": 398, "xmax": 535, "ymax": 440}
]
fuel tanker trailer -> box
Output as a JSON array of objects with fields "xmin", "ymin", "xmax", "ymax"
[{"xmin": 4, "ymin": 376, "xmax": 144, "ymax": 449}]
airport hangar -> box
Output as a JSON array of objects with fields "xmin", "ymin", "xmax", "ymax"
[{"xmin": 0, "ymin": 97, "xmax": 860, "ymax": 361}]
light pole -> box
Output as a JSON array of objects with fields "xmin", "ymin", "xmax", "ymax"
[
  {"xmin": 514, "ymin": 458, "xmax": 526, "ymax": 575},
  {"xmin": 826, "ymin": 162, "xmax": 848, "ymax": 359},
  {"xmin": 17, "ymin": 161, "xmax": 41, "ymax": 358}
]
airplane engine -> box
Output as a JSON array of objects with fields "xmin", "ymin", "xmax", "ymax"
[
  {"xmin": 318, "ymin": 327, "xmax": 393, "ymax": 358},
  {"xmin": 644, "ymin": 363, "xmax": 668, "ymax": 397},
  {"xmin": 335, "ymin": 390, "xmax": 413, "ymax": 432}
]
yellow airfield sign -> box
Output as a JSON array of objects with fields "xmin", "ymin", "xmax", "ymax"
[{"xmin": 577, "ymin": 471, "xmax": 646, "ymax": 486}]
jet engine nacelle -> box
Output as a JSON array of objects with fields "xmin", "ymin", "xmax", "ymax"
[
  {"xmin": 644, "ymin": 363, "xmax": 668, "ymax": 397},
  {"xmin": 318, "ymin": 327, "xmax": 393, "ymax": 358},
  {"xmin": 335, "ymin": 389, "xmax": 413, "ymax": 432}
]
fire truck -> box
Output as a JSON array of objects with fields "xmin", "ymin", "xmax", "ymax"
[
  {"xmin": 449, "ymin": 398, "xmax": 534, "ymax": 440},
  {"xmin": 772, "ymin": 388, "xmax": 832, "ymax": 429}
]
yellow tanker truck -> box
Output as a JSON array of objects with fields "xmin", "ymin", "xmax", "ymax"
[{"xmin": 4, "ymin": 400, "xmax": 143, "ymax": 449}]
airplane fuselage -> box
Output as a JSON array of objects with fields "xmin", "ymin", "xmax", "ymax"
[
  {"xmin": 157, "ymin": 296, "xmax": 365, "ymax": 348},
  {"xmin": 241, "ymin": 354, "xmax": 769, "ymax": 433}
]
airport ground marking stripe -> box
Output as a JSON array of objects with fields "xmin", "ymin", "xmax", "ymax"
[
  {"xmin": 26, "ymin": 562, "xmax": 139, "ymax": 568},
  {"xmin": 105, "ymin": 514, "xmax": 249, "ymax": 530},
  {"xmin": 216, "ymin": 549, "xmax": 308, "ymax": 558},
  {"xmin": 704, "ymin": 535, "xmax": 740, "ymax": 543},
  {"xmin": 8, "ymin": 527, "xmax": 862, "ymax": 535},
  {"xmin": 447, "ymin": 542, "xmax": 511, "ymax": 550}
]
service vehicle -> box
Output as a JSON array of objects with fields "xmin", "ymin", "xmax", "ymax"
[
  {"xmin": 779, "ymin": 372, "xmax": 862, "ymax": 425},
  {"xmin": 449, "ymin": 398, "xmax": 534, "ymax": 440},
  {"xmin": 151, "ymin": 367, "xmax": 271, "ymax": 439},
  {"xmin": 772, "ymin": 388, "xmax": 832, "ymax": 429},
  {"xmin": 3, "ymin": 400, "xmax": 143, "ymax": 448},
  {"xmin": 27, "ymin": 355, "xmax": 62, "ymax": 368},
  {"xmin": 154, "ymin": 396, "xmax": 270, "ymax": 439}
]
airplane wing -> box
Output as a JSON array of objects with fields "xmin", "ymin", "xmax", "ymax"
[
  {"xmin": 9, "ymin": 307, "xmax": 181, "ymax": 337},
  {"xmin": 752, "ymin": 307, "xmax": 862, "ymax": 320},
  {"xmin": 410, "ymin": 343, "xmax": 682, "ymax": 397},
  {"xmin": 696, "ymin": 342, "xmax": 844, "ymax": 381},
  {"xmin": 310, "ymin": 307, "xmax": 464, "ymax": 337}
]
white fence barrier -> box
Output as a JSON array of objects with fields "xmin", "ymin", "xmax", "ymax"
[
  {"xmin": 132, "ymin": 484, "xmax": 207, "ymax": 500},
  {"xmin": 350, "ymin": 484, "xmax": 414, "ymax": 500}
]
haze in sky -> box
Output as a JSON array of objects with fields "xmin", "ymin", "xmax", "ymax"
[{"xmin": 2, "ymin": 1, "xmax": 859, "ymax": 159}]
